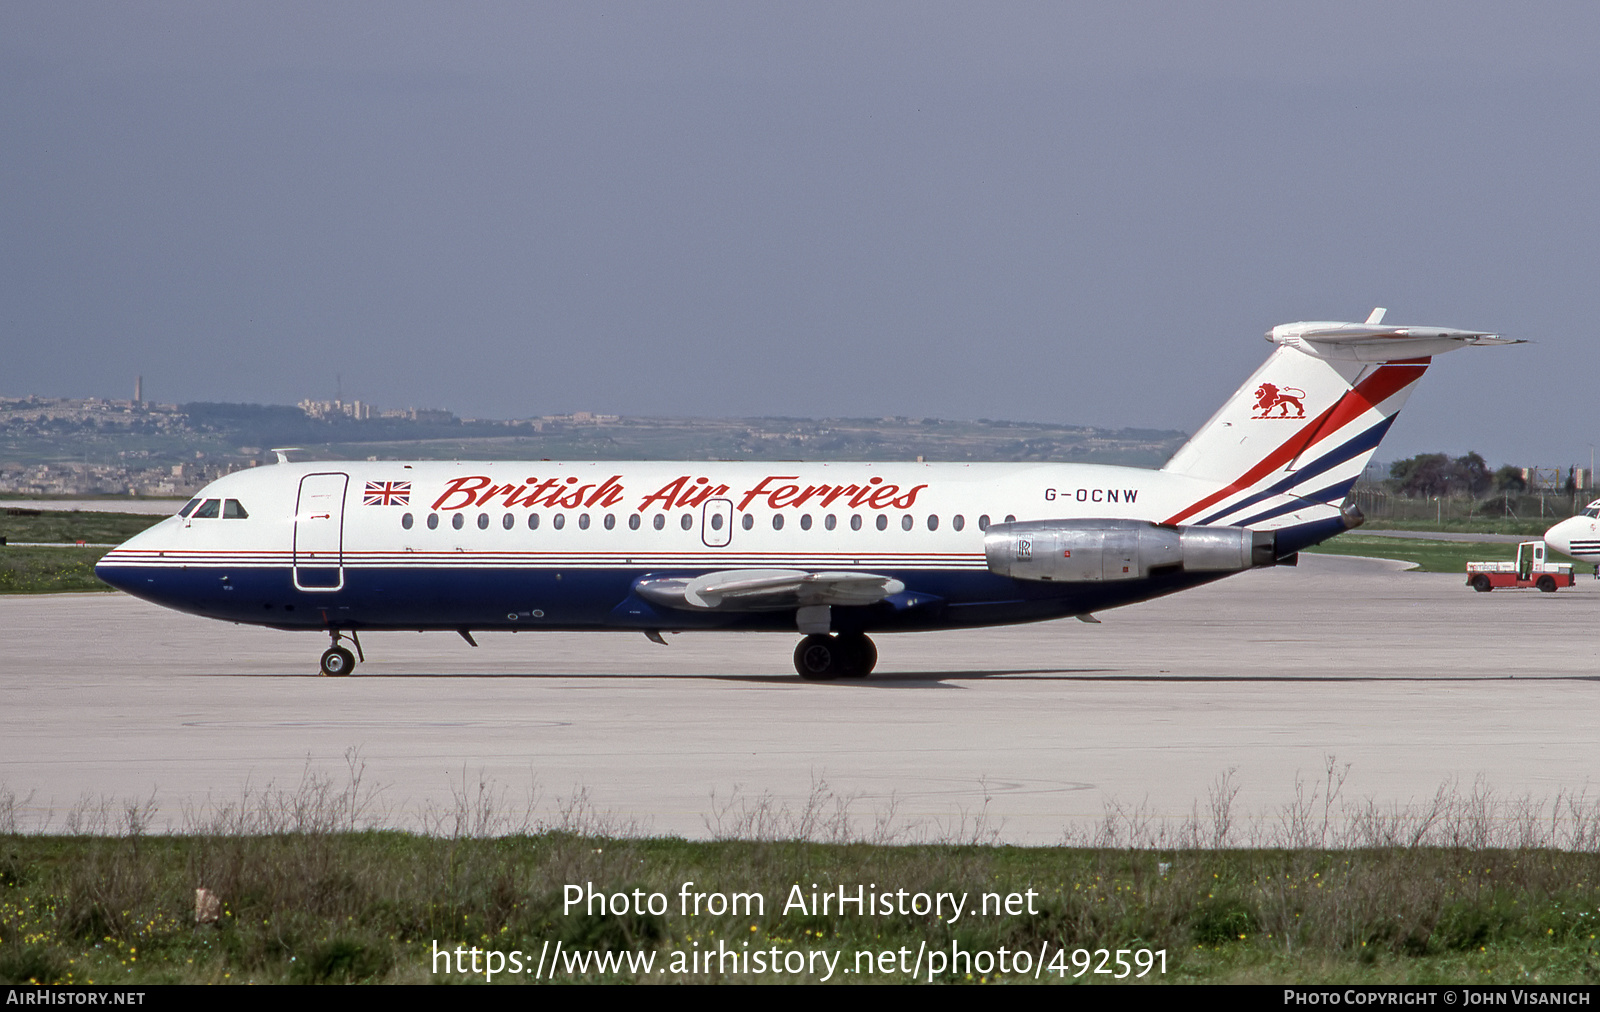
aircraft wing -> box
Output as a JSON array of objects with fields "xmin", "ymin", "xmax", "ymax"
[{"xmin": 635, "ymin": 569, "xmax": 906, "ymax": 611}]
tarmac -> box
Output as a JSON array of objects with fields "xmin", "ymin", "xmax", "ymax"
[{"xmin": 3, "ymin": 553, "xmax": 1596, "ymax": 844}]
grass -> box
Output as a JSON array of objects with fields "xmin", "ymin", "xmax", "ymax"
[
  {"xmin": 1, "ymin": 763, "xmax": 1598, "ymax": 984},
  {"xmin": 1361, "ymin": 518, "xmax": 1562, "ymax": 537},
  {"xmin": 0, "ymin": 547, "xmax": 113, "ymax": 594},
  {"xmin": 1303, "ymin": 534, "xmax": 1589, "ymax": 575},
  {"xmin": 4, "ymin": 834, "xmax": 1597, "ymax": 984},
  {"xmin": 0, "ymin": 510, "xmax": 164, "ymax": 594},
  {"xmin": 0, "ymin": 509, "xmax": 164, "ymax": 545}
]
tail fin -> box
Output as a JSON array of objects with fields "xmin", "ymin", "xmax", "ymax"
[{"xmin": 1160, "ymin": 314, "xmax": 1517, "ymax": 531}]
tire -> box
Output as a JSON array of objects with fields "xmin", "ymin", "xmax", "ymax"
[
  {"xmin": 320, "ymin": 646, "xmax": 355, "ymax": 677},
  {"xmin": 834, "ymin": 633, "xmax": 877, "ymax": 678},
  {"xmin": 1471, "ymin": 574, "xmax": 1492, "ymax": 593},
  {"xmin": 1537, "ymin": 575, "xmax": 1557, "ymax": 593},
  {"xmin": 794, "ymin": 635, "xmax": 841, "ymax": 680}
]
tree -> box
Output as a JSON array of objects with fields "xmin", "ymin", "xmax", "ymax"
[
  {"xmin": 1388, "ymin": 452, "xmax": 1492, "ymax": 497},
  {"xmin": 1453, "ymin": 452, "xmax": 1492, "ymax": 497},
  {"xmin": 1493, "ymin": 465, "xmax": 1527, "ymax": 493},
  {"xmin": 1390, "ymin": 453, "xmax": 1451, "ymax": 497}
]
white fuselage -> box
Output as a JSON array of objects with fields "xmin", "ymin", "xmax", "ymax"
[{"xmin": 96, "ymin": 458, "xmax": 1252, "ymax": 635}]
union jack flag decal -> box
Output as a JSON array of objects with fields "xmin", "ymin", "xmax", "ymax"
[{"xmin": 363, "ymin": 480, "xmax": 411, "ymax": 506}]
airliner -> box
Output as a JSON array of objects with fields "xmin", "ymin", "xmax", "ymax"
[
  {"xmin": 1542, "ymin": 501, "xmax": 1600, "ymax": 569},
  {"xmin": 96, "ymin": 311, "xmax": 1516, "ymax": 679}
]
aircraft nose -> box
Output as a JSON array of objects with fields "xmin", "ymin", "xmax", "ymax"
[
  {"xmin": 94, "ymin": 557, "xmax": 134, "ymax": 593},
  {"xmin": 1543, "ymin": 521, "xmax": 1573, "ymax": 555}
]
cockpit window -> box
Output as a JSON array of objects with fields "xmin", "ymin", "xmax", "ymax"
[
  {"xmin": 223, "ymin": 499, "xmax": 249, "ymax": 519},
  {"xmin": 1583, "ymin": 507, "xmax": 1600, "ymax": 519},
  {"xmin": 192, "ymin": 499, "xmax": 221, "ymax": 519},
  {"xmin": 178, "ymin": 499, "xmax": 201, "ymax": 518}
]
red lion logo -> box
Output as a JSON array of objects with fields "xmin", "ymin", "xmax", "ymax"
[{"xmin": 1252, "ymin": 382, "xmax": 1306, "ymax": 418}]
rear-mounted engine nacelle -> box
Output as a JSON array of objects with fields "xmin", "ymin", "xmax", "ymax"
[{"xmin": 984, "ymin": 519, "xmax": 1276, "ymax": 583}]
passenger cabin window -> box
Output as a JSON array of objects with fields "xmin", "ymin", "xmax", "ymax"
[
  {"xmin": 825, "ymin": 514, "xmax": 837, "ymax": 530},
  {"xmin": 193, "ymin": 499, "xmax": 220, "ymax": 519},
  {"xmin": 953, "ymin": 515, "xmax": 964, "ymax": 531},
  {"xmin": 901, "ymin": 515, "xmax": 913, "ymax": 531},
  {"xmin": 527, "ymin": 514, "xmax": 540, "ymax": 530},
  {"xmin": 851, "ymin": 514, "xmax": 862, "ymax": 531},
  {"xmin": 741, "ymin": 514, "xmax": 753, "ymax": 530},
  {"xmin": 772, "ymin": 514, "xmax": 784, "ymax": 531},
  {"xmin": 553, "ymin": 514, "xmax": 566, "ymax": 530},
  {"xmin": 680, "ymin": 514, "xmax": 693, "ymax": 531},
  {"xmin": 502, "ymin": 513, "xmax": 515, "ymax": 530},
  {"xmin": 427, "ymin": 513, "xmax": 439, "ymax": 530},
  {"xmin": 800, "ymin": 514, "xmax": 812, "ymax": 531},
  {"xmin": 876, "ymin": 514, "xmax": 888, "ymax": 531},
  {"xmin": 223, "ymin": 499, "xmax": 248, "ymax": 519},
  {"xmin": 978, "ymin": 515, "xmax": 990, "ymax": 531},
  {"xmin": 452, "ymin": 513, "xmax": 465, "ymax": 530},
  {"xmin": 178, "ymin": 499, "xmax": 201, "ymax": 518},
  {"xmin": 653, "ymin": 514, "xmax": 665, "ymax": 530},
  {"xmin": 402, "ymin": 513, "xmax": 414, "ymax": 530},
  {"xmin": 628, "ymin": 514, "xmax": 640, "ymax": 530},
  {"xmin": 477, "ymin": 513, "xmax": 490, "ymax": 529}
]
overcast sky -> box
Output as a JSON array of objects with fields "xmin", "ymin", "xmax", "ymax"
[{"xmin": 3, "ymin": 3, "xmax": 1597, "ymax": 467}]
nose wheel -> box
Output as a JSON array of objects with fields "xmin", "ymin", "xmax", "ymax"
[
  {"xmin": 794, "ymin": 633, "xmax": 877, "ymax": 680},
  {"xmin": 319, "ymin": 630, "xmax": 363, "ymax": 677},
  {"xmin": 320, "ymin": 646, "xmax": 355, "ymax": 677}
]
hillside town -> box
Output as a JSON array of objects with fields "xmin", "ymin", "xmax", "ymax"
[{"xmin": 0, "ymin": 394, "xmax": 466, "ymax": 497}]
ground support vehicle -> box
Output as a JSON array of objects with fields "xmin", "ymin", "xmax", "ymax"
[{"xmin": 1466, "ymin": 541, "xmax": 1574, "ymax": 592}]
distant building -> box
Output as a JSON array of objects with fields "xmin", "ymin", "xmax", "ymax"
[
  {"xmin": 297, "ymin": 398, "xmax": 375, "ymax": 420},
  {"xmin": 408, "ymin": 408, "xmax": 455, "ymax": 424},
  {"xmin": 540, "ymin": 411, "xmax": 618, "ymax": 425},
  {"xmin": 297, "ymin": 398, "xmax": 457, "ymax": 424}
]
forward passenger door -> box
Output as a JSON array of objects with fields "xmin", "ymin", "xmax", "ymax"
[{"xmin": 293, "ymin": 472, "xmax": 349, "ymax": 591}]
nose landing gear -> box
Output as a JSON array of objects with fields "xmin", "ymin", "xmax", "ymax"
[
  {"xmin": 793, "ymin": 633, "xmax": 877, "ymax": 680},
  {"xmin": 319, "ymin": 629, "xmax": 364, "ymax": 677},
  {"xmin": 320, "ymin": 646, "xmax": 354, "ymax": 677}
]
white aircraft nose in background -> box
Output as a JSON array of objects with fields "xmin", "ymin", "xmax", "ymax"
[{"xmin": 1543, "ymin": 500, "xmax": 1600, "ymax": 561}]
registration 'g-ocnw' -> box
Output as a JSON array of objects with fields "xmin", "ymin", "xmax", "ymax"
[{"xmin": 97, "ymin": 311, "xmax": 1516, "ymax": 679}]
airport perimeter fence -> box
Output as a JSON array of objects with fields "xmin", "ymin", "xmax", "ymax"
[{"xmin": 1349, "ymin": 487, "xmax": 1593, "ymax": 525}]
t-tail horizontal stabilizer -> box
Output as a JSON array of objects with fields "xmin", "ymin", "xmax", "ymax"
[{"xmin": 1268, "ymin": 315, "xmax": 1522, "ymax": 363}]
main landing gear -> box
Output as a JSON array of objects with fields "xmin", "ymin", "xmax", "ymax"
[
  {"xmin": 793, "ymin": 633, "xmax": 878, "ymax": 680},
  {"xmin": 319, "ymin": 630, "xmax": 364, "ymax": 677}
]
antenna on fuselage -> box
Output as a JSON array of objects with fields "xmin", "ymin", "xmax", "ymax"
[{"xmin": 270, "ymin": 447, "xmax": 302, "ymax": 464}]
